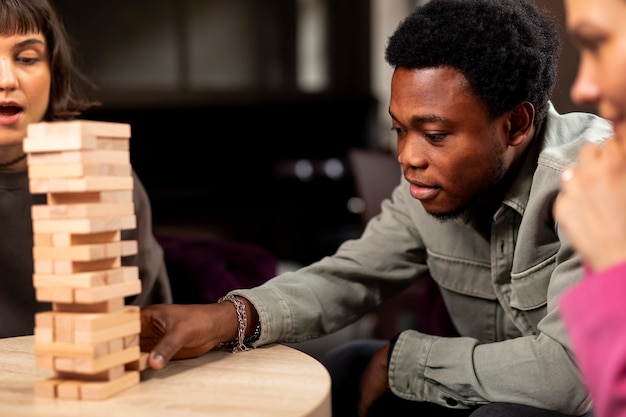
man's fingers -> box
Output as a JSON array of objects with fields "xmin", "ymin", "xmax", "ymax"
[
  {"xmin": 149, "ymin": 335, "xmax": 185, "ymax": 369},
  {"xmin": 140, "ymin": 308, "xmax": 185, "ymax": 370}
]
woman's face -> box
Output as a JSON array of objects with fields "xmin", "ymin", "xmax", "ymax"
[
  {"xmin": 0, "ymin": 32, "xmax": 50, "ymax": 147},
  {"xmin": 565, "ymin": 0, "xmax": 626, "ymax": 142}
]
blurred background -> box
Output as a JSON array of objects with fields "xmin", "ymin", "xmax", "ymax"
[{"xmin": 52, "ymin": 0, "xmax": 591, "ymax": 267}]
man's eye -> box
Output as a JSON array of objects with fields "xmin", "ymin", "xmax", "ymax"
[{"xmin": 424, "ymin": 133, "xmax": 446, "ymax": 142}]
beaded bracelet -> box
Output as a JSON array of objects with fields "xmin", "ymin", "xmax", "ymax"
[{"xmin": 217, "ymin": 295, "xmax": 260, "ymax": 353}]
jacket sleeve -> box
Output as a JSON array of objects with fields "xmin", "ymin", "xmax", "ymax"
[
  {"xmin": 233, "ymin": 181, "xmax": 431, "ymax": 345},
  {"xmin": 122, "ymin": 171, "xmax": 173, "ymax": 306},
  {"xmin": 560, "ymin": 263, "xmax": 626, "ymax": 417}
]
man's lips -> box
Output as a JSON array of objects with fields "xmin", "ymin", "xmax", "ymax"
[{"xmin": 408, "ymin": 180, "xmax": 440, "ymax": 200}]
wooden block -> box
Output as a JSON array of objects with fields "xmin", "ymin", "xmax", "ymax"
[
  {"xmin": 33, "ymin": 240, "xmax": 135, "ymax": 261},
  {"xmin": 53, "ymin": 298, "xmax": 124, "ymax": 313},
  {"xmin": 54, "ymin": 313, "xmax": 75, "ymax": 343},
  {"xmin": 57, "ymin": 364, "xmax": 125, "ymax": 382},
  {"xmin": 53, "ymin": 257, "xmax": 121, "ymax": 274},
  {"xmin": 28, "ymin": 163, "xmax": 131, "ymax": 179},
  {"xmin": 74, "ymin": 346, "xmax": 140, "ymax": 374},
  {"xmin": 107, "ymin": 240, "xmax": 138, "ymax": 258},
  {"xmin": 26, "ymin": 120, "xmax": 131, "ymax": 142},
  {"xmin": 34, "ymin": 326, "xmax": 54, "ymax": 344},
  {"xmin": 109, "ymin": 338, "xmax": 124, "ymax": 353},
  {"xmin": 51, "ymin": 233, "xmax": 72, "ymax": 246},
  {"xmin": 27, "ymin": 149, "xmax": 130, "ymax": 165},
  {"xmin": 54, "ymin": 356, "xmax": 76, "ymax": 372},
  {"xmin": 125, "ymin": 352, "xmax": 149, "ymax": 371},
  {"xmin": 30, "ymin": 176, "xmax": 133, "ymax": 193},
  {"xmin": 36, "ymin": 277, "xmax": 140, "ymax": 303},
  {"xmin": 54, "ymin": 326, "xmax": 74, "ymax": 343},
  {"xmin": 34, "ymin": 270, "xmax": 109, "ymax": 289},
  {"xmin": 35, "ymin": 340, "xmax": 110, "ymax": 358},
  {"xmin": 36, "ymin": 286, "xmax": 73, "ymax": 303},
  {"xmin": 33, "ymin": 215, "xmax": 136, "ymax": 234},
  {"xmin": 70, "ymin": 231, "xmax": 121, "ymax": 245},
  {"xmin": 47, "ymin": 190, "xmax": 133, "ymax": 205},
  {"xmin": 95, "ymin": 342, "xmax": 110, "ymax": 358},
  {"xmin": 32, "ymin": 202, "xmax": 134, "ymax": 220},
  {"xmin": 33, "ymin": 233, "xmax": 53, "ymax": 246},
  {"xmin": 23, "ymin": 133, "xmax": 129, "ymax": 153},
  {"xmin": 24, "ymin": 135, "xmax": 97, "ymax": 153},
  {"xmin": 123, "ymin": 266, "xmax": 139, "ymax": 280},
  {"xmin": 34, "ymin": 259, "xmax": 53, "ymax": 274},
  {"xmin": 34, "ymin": 354, "xmax": 54, "ymax": 370},
  {"xmin": 57, "ymin": 380, "xmax": 82, "ymax": 399},
  {"xmin": 34, "ymin": 312, "xmax": 55, "ymax": 344},
  {"xmin": 79, "ymin": 371, "xmax": 139, "ymax": 400},
  {"xmin": 34, "ymin": 231, "xmax": 122, "ymax": 248},
  {"xmin": 74, "ymin": 320, "xmax": 140, "ymax": 345},
  {"xmin": 35, "ymin": 311, "xmax": 55, "ymax": 327},
  {"xmin": 34, "ymin": 371, "xmax": 140, "ymax": 400},
  {"xmin": 34, "ymin": 243, "xmax": 107, "ymax": 261},
  {"xmin": 34, "ymin": 378, "xmax": 62, "ymax": 398},
  {"xmin": 74, "ymin": 279, "xmax": 141, "ymax": 303},
  {"xmin": 34, "ymin": 308, "xmax": 138, "ymax": 336},
  {"xmin": 72, "ymin": 306, "xmax": 140, "ymax": 332},
  {"xmin": 95, "ymin": 138, "xmax": 129, "ymax": 151},
  {"xmin": 43, "ymin": 267, "xmax": 136, "ymax": 289},
  {"xmin": 124, "ymin": 333, "xmax": 139, "ymax": 348}
]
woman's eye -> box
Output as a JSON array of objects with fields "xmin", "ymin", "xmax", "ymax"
[
  {"xmin": 577, "ymin": 35, "xmax": 606, "ymax": 54},
  {"xmin": 16, "ymin": 55, "xmax": 40, "ymax": 65}
]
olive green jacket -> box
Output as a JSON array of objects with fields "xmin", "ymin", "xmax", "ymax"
[{"xmin": 233, "ymin": 104, "xmax": 612, "ymax": 414}]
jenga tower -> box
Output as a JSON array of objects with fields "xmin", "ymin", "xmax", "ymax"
[{"xmin": 23, "ymin": 120, "xmax": 147, "ymax": 400}]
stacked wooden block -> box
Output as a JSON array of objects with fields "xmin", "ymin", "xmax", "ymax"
[{"xmin": 24, "ymin": 120, "xmax": 147, "ymax": 400}]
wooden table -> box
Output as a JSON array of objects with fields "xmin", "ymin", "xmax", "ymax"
[{"xmin": 0, "ymin": 335, "xmax": 331, "ymax": 417}]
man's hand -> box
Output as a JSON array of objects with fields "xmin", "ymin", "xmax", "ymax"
[
  {"xmin": 358, "ymin": 343, "xmax": 391, "ymax": 417},
  {"xmin": 140, "ymin": 303, "xmax": 236, "ymax": 370}
]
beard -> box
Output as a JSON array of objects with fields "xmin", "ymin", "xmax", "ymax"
[{"xmin": 426, "ymin": 149, "xmax": 507, "ymax": 223}]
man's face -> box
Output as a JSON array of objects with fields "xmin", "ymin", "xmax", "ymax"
[{"xmin": 390, "ymin": 66, "xmax": 510, "ymax": 219}]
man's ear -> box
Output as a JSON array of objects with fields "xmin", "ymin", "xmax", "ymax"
[{"xmin": 508, "ymin": 102, "xmax": 535, "ymax": 146}]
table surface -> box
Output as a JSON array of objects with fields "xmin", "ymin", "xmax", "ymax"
[{"xmin": 0, "ymin": 335, "xmax": 331, "ymax": 417}]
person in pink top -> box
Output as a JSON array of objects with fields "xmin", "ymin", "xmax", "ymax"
[{"xmin": 555, "ymin": 1, "xmax": 626, "ymax": 416}]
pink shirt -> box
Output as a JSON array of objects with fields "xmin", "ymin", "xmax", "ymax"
[{"xmin": 560, "ymin": 262, "xmax": 626, "ymax": 417}]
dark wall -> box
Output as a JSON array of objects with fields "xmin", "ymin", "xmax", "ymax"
[
  {"xmin": 53, "ymin": 0, "xmax": 376, "ymax": 263},
  {"xmin": 83, "ymin": 94, "xmax": 376, "ymax": 263}
]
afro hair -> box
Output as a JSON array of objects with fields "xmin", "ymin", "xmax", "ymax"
[{"xmin": 385, "ymin": 0, "xmax": 561, "ymax": 126}]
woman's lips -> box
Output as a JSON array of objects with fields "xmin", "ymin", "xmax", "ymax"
[{"xmin": 0, "ymin": 106, "xmax": 22, "ymax": 125}]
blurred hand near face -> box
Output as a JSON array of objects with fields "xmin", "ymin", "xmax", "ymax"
[{"xmin": 555, "ymin": 138, "xmax": 626, "ymax": 272}]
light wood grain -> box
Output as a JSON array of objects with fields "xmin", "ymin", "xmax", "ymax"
[{"xmin": 0, "ymin": 335, "xmax": 331, "ymax": 417}]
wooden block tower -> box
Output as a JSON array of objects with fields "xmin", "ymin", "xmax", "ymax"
[{"xmin": 23, "ymin": 120, "xmax": 147, "ymax": 400}]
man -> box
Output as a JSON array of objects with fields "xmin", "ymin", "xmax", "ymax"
[{"xmin": 140, "ymin": 1, "xmax": 608, "ymax": 416}]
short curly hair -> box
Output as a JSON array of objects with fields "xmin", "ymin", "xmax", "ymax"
[{"xmin": 385, "ymin": 0, "xmax": 561, "ymax": 126}]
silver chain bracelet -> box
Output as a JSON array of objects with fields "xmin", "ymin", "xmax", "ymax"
[{"xmin": 217, "ymin": 294, "xmax": 251, "ymax": 353}]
